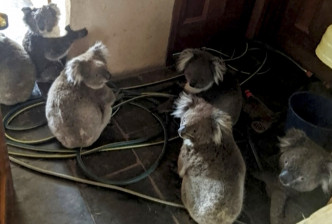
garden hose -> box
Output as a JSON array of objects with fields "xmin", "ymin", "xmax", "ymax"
[
  {"xmin": 9, "ymin": 156, "xmax": 185, "ymax": 209},
  {"xmin": 76, "ymin": 102, "xmax": 168, "ymax": 185},
  {"xmin": 3, "ymin": 98, "xmax": 55, "ymax": 144}
]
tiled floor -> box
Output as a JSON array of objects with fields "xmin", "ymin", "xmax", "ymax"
[{"xmin": 3, "ymin": 40, "xmax": 332, "ymax": 224}]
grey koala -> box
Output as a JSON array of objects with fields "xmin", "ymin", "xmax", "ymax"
[
  {"xmin": 46, "ymin": 42, "xmax": 115, "ymax": 149},
  {"xmin": 22, "ymin": 3, "xmax": 88, "ymax": 83},
  {"xmin": 278, "ymin": 128, "xmax": 332, "ymax": 194},
  {"xmin": 255, "ymin": 128, "xmax": 332, "ymax": 224},
  {"xmin": 0, "ymin": 33, "xmax": 36, "ymax": 105},
  {"xmin": 172, "ymin": 93, "xmax": 246, "ymax": 224},
  {"xmin": 177, "ymin": 48, "xmax": 243, "ymax": 125}
]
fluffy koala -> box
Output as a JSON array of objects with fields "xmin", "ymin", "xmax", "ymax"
[
  {"xmin": 177, "ymin": 48, "xmax": 243, "ymax": 125},
  {"xmin": 278, "ymin": 128, "xmax": 332, "ymax": 194},
  {"xmin": 46, "ymin": 42, "xmax": 115, "ymax": 149},
  {"xmin": 255, "ymin": 128, "xmax": 332, "ymax": 224},
  {"xmin": 22, "ymin": 3, "xmax": 88, "ymax": 84},
  {"xmin": 0, "ymin": 33, "xmax": 36, "ymax": 105},
  {"xmin": 172, "ymin": 93, "xmax": 246, "ymax": 224}
]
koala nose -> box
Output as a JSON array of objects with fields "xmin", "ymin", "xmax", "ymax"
[
  {"xmin": 189, "ymin": 80, "xmax": 197, "ymax": 87},
  {"xmin": 279, "ymin": 170, "xmax": 293, "ymax": 186},
  {"xmin": 178, "ymin": 125, "xmax": 186, "ymax": 137},
  {"xmin": 104, "ymin": 71, "xmax": 112, "ymax": 80}
]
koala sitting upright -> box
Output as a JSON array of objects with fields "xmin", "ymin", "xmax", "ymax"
[
  {"xmin": 0, "ymin": 33, "xmax": 36, "ymax": 105},
  {"xmin": 177, "ymin": 49, "xmax": 243, "ymax": 125},
  {"xmin": 22, "ymin": 3, "xmax": 88, "ymax": 84},
  {"xmin": 46, "ymin": 42, "xmax": 115, "ymax": 149},
  {"xmin": 172, "ymin": 93, "xmax": 246, "ymax": 224}
]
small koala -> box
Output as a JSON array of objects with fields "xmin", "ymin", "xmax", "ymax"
[
  {"xmin": 22, "ymin": 3, "xmax": 88, "ymax": 83},
  {"xmin": 177, "ymin": 48, "xmax": 243, "ymax": 125},
  {"xmin": 0, "ymin": 33, "xmax": 36, "ymax": 105},
  {"xmin": 172, "ymin": 93, "xmax": 246, "ymax": 224},
  {"xmin": 255, "ymin": 128, "xmax": 332, "ymax": 224},
  {"xmin": 46, "ymin": 42, "xmax": 116, "ymax": 149}
]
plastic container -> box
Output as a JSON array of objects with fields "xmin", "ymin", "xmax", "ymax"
[
  {"xmin": 285, "ymin": 91, "xmax": 332, "ymax": 151},
  {"xmin": 316, "ymin": 24, "xmax": 332, "ymax": 70}
]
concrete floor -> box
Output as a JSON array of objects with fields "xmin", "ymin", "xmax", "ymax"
[{"xmin": 3, "ymin": 41, "xmax": 332, "ymax": 224}]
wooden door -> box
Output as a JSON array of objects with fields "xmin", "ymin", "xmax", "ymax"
[
  {"xmin": 258, "ymin": 0, "xmax": 332, "ymax": 82},
  {"xmin": 167, "ymin": 0, "xmax": 255, "ymax": 64}
]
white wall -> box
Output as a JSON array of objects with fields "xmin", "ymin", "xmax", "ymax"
[{"xmin": 67, "ymin": 0, "xmax": 175, "ymax": 77}]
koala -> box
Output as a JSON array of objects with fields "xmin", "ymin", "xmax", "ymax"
[
  {"xmin": 22, "ymin": 3, "xmax": 88, "ymax": 85},
  {"xmin": 172, "ymin": 93, "xmax": 246, "ymax": 224},
  {"xmin": 278, "ymin": 128, "xmax": 332, "ymax": 194},
  {"xmin": 254, "ymin": 128, "xmax": 332, "ymax": 224},
  {"xmin": 46, "ymin": 42, "xmax": 116, "ymax": 149},
  {"xmin": 177, "ymin": 48, "xmax": 243, "ymax": 125},
  {"xmin": 0, "ymin": 33, "xmax": 36, "ymax": 105}
]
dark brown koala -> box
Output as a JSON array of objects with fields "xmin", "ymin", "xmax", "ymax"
[
  {"xmin": 176, "ymin": 48, "xmax": 243, "ymax": 125},
  {"xmin": 172, "ymin": 93, "xmax": 246, "ymax": 224},
  {"xmin": 22, "ymin": 3, "xmax": 88, "ymax": 87}
]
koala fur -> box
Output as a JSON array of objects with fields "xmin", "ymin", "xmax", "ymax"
[
  {"xmin": 254, "ymin": 128, "xmax": 332, "ymax": 224},
  {"xmin": 177, "ymin": 48, "xmax": 243, "ymax": 125},
  {"xmin": 172, "ymin": 93, "xmax": 246, "ymax": 224},
  {"xmin": 0, "ymin": 33, "xmax": 36, "ymax": 105},
  {"xmin": 46, "ymin": 42, "xmax": 115, "ymax": 149},
  {"xmin": 278, "ymin": 128, "xmax": 332, "ymax": 194},
  {"xmin": 22, "ymin": 3, "xmax": 88, "ymax": 83}
]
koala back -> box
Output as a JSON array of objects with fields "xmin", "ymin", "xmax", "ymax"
[
  {"xmin": 46, "ymin": 73, "xmax": 114, "ymax": 148},
  {"xmin": 0, "ymin": 34, "xmax": 36, "ymax": 105},
  {"xmin": 46, "ymin": 42, "xmax": 115, "ymax": 148}
]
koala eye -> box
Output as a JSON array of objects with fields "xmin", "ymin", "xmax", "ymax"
[
  {"xmin": 300, "ymin": 177, "xmax": 305, "ymax": 181},
  {"xmin": 284, "ymin": 160, "xmax": 288, "ymax": 165}
]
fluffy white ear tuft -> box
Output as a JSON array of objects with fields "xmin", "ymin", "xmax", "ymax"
[
  {"xmin": 278, "ymin": 128, "xmax": 307, "ymax": 150},
  {"xmin": 65, "ymin": 59, "xmax": 83, "ymax": 85},
  {"xmin": 89, "ymin": 41, "xmax": 109, "ymax": 58},
  {"xmin": 211, "ymin": 57, "xmax": 226, "ymax": 85},
  {"xmin": 177, "ymin": 49, "xmax": 195, "ymax": 73},
  {"xmin": 49, "ymin": 3, "xmax": 60, "ymax": 17},
  {"xmin": 212, "ymin": 109, "xmax": 232, "ymax": 145},
  {"xmin": 322, "ymin": 162, "xmax": 332, "ymax": 194},
  {"xmin": 172, "ymin": 92, "xmax": 194, "ymax": 118}
]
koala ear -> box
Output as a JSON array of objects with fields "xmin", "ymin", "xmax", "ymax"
[
  {"xmin": 48, "ymin": 3, "xmax": 60, "ymax": 16},
  {"xmin": 65, "ymin": 59, "xmax": 90, "ymax": 85},
  {"xmin": 177, "ymin": 49, "xmax": 195, "ymax": 73},
  {"xmin": 22, "ymin": 7, "xmax": 32, "ymax": 15},
  {"xmin": 210, "ymin": 56, "xmax": 226, "ymax": 85},
  {"xmin": 172, "ymin": 92, "xmax": 195, "ymax": 118},
  {"xmin": 278, "ymin": 128, "xmax": 307, "ymax": 152},
  {"xmin": 89, "ymin": 42, "xmax": 109, "ymax": 63},
  {"xmin": 321, "ymin": 160, "xmax": 332, "ymax": 194},
  {"xmin": 212, "ymin": 109, "xmax": 232, "ymax": 145}
]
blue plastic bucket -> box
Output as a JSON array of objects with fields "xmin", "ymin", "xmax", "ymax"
[{"xmin": 285, "ymin": 91, "xmax": 332, "ymax": 151}]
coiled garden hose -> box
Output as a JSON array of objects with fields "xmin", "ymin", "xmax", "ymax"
[
  {"xmin": 4, "ymin": 90, "xmax": 183, "ymax": 208},
  {"xmin": 76, "ymin": 102, "xmax": 168, "ymax": 185}
]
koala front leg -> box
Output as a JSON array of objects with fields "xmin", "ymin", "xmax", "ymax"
[
  {"xmin": 43, "ymin": 26, "xmax": 88, "ymax": 61},
  {"xmin": 178, "ymin": 148, "xmax": 188, "ymax": 178},
  {"xmin": 270, "ymin": 189, "xmax": 288, "ymax": 224}
]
